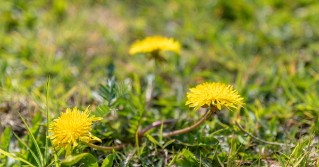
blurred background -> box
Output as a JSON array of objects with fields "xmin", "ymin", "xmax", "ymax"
[{"xmin": 1, "ymin": 0, "xmax": 319, "ymax": 150}]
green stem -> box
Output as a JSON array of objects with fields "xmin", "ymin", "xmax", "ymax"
[
  {"xmin": 53, "ymin": 147, "xmax": 59, "ymax": 167},
  {"xmin": 45, "ymin": 73, "xmax": 50, "ymax": 166},
  {"xmin": 162, "ymin": 106, "xmax": 217, "ymax": 137}
]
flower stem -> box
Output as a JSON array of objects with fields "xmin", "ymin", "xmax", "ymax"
[
  {"xmin": 82, "ymin": 141, "xmax": 125, "ymax": 151},
  {"xmin": 84, "ymin": 107, "xmax": 217, "ymax": 150},
  {"xmin": 162, "ymin": 106, "xmax": 217, "ymax": 137},
  {"xmin": 138, "ymin": 119, "xmax": 176, "ymax": 138}
]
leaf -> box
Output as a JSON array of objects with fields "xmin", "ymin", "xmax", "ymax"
[
  {"xmin": 197, "ymin": 136, "xmax": 219, "ymax": 146},
  {"xmin": 163, "ymin": 139, "xmax": 175, "ymax": 149},
  {"xmin": 194, "ymin": 152, "xmax": 211, "ymax": 167},
  {"xmin": 168, "ymin": 154, "xmax": 177, "ymax": 166},
  {"xmin": 61, "ymin": 153, "xmax": 98, "ymax": 167},
  {"xmin": 292, "ymin": 152, "xmax": 308, "ymax": 167},
  {"xmin": 0, "ymin": 127, "xmax": 11, "ymax": 166},
  {"xmin": 116, "ymin": 81, "xmax": 129, "ymax": 98},
  {"xmin": 140, "ymin": 141, "xmax": 147, "ymax": 156},
  {"xmin": 13, "ymin": 133, "xmax": 41, "ymax": 167},
  {"xmin": 0, "ymin": 149, "xmax": 35, "ymax": 167},
  {"xmin": 175, "ymin": 136, "xmax": 219, "ymax": 148},
  {"xmin": 275, "ymin": 154, "xmax": 286, "ymax": 167},
  {"xmin": 18, "ymin": 112, "xmax": 44, "ymax": 167},
  {"xmin": 98, "ymin": 77, "xmax": 117, "ymax": 104},
  {"xmin": 175, "ymin": 149, "xmax": 199, "ymax": 167},
  {"xmin": 101, "ymin": 154, "xmax": 114, "ymax": 167},
  {"xmin": 136, "ymin": 132, "xmax": 140, "ymax": 157},
  {"xmin": 128, "ymin": 109, "xmax": 144, "ymax": 137},
  {"xmin": 25, "ymin": 111, "xmax": 43, "ymax": 166},
  {"xmin": 133, "ymin": 73, "xmax": 141, "ymax": 95},
  {"xmin": 95, "ymin": 104, "xmax": 111, "ymax": 117},
  {"xmin": 155, "ymin": 158, "xmax": 163, "ymax": 167},
  {"xmin": 146, "ymin": 135, "xmax": 161, "ymax": 147},
  {"xmin": 159, "ymin": 120, "xmax": 163, "ymax": 147}
]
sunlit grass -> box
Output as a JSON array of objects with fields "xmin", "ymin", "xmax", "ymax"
[{"xmin": 1, "ymin": 0, "xmax": 319, "ymax": 166}]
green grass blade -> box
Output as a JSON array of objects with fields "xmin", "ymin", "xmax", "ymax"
[
  {"xmin": 60, "ymin": 153, "xmax": 98, "ymax": 167},
  {"xmin": 146, "ymin": 135, "xmax": 161, "ymax": 147},
  {"xmin": 47, "ymin": 148, "xmax": 64, "ymax": 166},
  {"xmin": 13, "ymin": 133, "xmax": 41, "ymax": 167},
  {"xmin": 101, "ymin": 154, "xmax": 114, "ymax": 167},
  {"xmin": 0, "ymin": 127, "xmax": 11, "ymax": 166},
  {"xmin": 135, "ymin": 132, "xmax": 140, "ymax": 157},
  {"xmin": 45, "ymin": 73, "xmax": 50, "ymax": 166},
  {"xmin": 163, "ymin": 139, "xmax": 175, "ymax": 149},
  {"xmin": 293, "ymin": 152, "xmax": 308, "ymax": 167},
  {"xmin": 275, "ymin": 154, "xmax": 286, "ymax": 167},
  {"xmin": 0, "ymin": 149, "xmax": 36, "ymax": 167},
  {"xmin": 168, "ymin": 154, "xmax": 177, "ymax": 166},
  {"xmin": 18, "ymin": 112, "xmax": 44, "ymax": 167},
  {"xmin": 159, "ymin": 119, "xmax": 164, "ymax": 147}
]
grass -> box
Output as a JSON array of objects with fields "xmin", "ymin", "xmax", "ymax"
[{"xmin": 1, "ymin": 0, "xmax": 319, "ymax": 166}]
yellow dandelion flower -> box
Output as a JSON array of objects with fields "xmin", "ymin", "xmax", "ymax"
[
  {"xmin": 48, "ymin": 106, "xmax": 102, "ymax": 157},
  {"xmin": 129, "ymin": 36, "xmax": 181, "ymax": 55},
  {"xmin": 186, "ymin": 82, "xmax": 244, "ymax": 111}
]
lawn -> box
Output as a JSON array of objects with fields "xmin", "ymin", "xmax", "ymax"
[{"xmin": 1, "ymin": 0, "xmax": 319, "ymax": 166}]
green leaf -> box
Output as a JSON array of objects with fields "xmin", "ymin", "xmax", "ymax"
[
  {"xmin": 101, "ymin": 154, "xmax": 114, "ymax": 167},
  {"xmin": 175, "ymin": 149, "xmax": 199, "ymax": 167},
  {"xmin": 0, "ymin": 149, "xmax": 35, "ymax": 167},
  {"xmin": 25, "ymin": 111, "xmax": 43, "ymax": 166},
  {"xmin": 275, "ymin": 154, "xmax": 286, "ymax": 167},
  {"xmin": 168, "ymin": 154, "xmax": 177, "ymax": 166},
  {"xmin": 116, "ymin": 81, "xmax": 129, "ymax": 98},
  {"xmin": 155, "ymin": 158, "xmax": 163, "ymax": 167},
  {"xmin": 133, "ymin": 73, "xmax": 141, "ymax": 95},
  {"xmin": 197, "ymin": 136, "xmax": 219, "ymax": 146},
  {"xmin": 140, "ymin": 141, "xmax": 147, "ymax": 156},
  {"xmin": 61, "ymin": 153, "xmax": 98, "ymax": 167},
  {"xmin": 18, "ymin": 112, "xmax": 44, "ymax": 167},
  {"xmin": 136, "ymin": 132, "xmax": 140, "ymax": 157},
  {"xmin": 159, "ymin": 120, "xmax": 163, "ymax": 147},
  {"xmin": 98, "ymin": 77, "xmax": 117, "ymax": 105},
  {"xmin": 292, "ymin": 153, "xmax": 308, "ymax": 167},
  {"xmin": 175, "ymin": 136, "xmax": 219, "ymax": 148},
  {"xmin": 95, "ymin": 104, "xmax": 111, "ymax": 117},
  {"xmin": 128, "ymin": 109, "xmax": 144, "ymax": 137},
  {"xmin": 146, "ymin": 135, "xmax": 161, "ymax": 147},
  {"xmin": 163, "ymin": 139, "xmax": 175, "ymax": 149},
  {"xmin": 13, "ymin": 133, "xmax": 41, "ymax": 167},
  {"xmin": 0, "ymin": 127, "xmax": 11, "ymax": 166}
]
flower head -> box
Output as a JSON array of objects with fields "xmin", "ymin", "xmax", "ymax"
[
  {"xmin": 48, "ymin": 107, "xmax": 102, "ymax": 157},
  {"xmin": 186, "ymin": 82, "xmax": 244, "ymax": 111},
  {"xmin": 129, "ymin": 36, "xmax": 181, "ymax": 55}
]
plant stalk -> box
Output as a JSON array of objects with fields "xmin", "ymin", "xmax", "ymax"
[
  {"xmin": 138, "ymin": 119, "xmax": 176, "ymax": 138},
  {"xmin": 84, "ymin": 106, "xmax": 217, "ymax": 150},
  {"xmin": 162, "ymin": 106, "xmax": 217, "ymax": 137}
]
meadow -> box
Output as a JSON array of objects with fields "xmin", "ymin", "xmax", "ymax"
[{"xmin": 1, "ymin": 0, "xmax": 319, "ymax": 166}]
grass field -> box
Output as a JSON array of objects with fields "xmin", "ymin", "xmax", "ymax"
[{"xmin": 1, "ymin": 0, "xmax": 319, "ymax": 166}]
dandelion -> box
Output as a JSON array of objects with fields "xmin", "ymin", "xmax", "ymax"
[
  {"xmin": 186, "ymin": 82, "xmax": 244, "ymax": 111},
  {"xmin": 48, "ymin": 106, "xmax": 102, "ymax": 157},
  {"xmin": 129, "ymin": 36, "xmax": 181, "ymax": 55}
]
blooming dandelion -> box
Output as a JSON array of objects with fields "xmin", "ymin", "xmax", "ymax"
[
  {"xmin": 129, "ymin": 36, "xmax": 181, "ymax": 55},
  {"xmin": 186, "ymin": 82, "xmax": 244, "ymax": 111},
  {"xmin": 48, "ymin": 107, "xmax": 103, "ymax": 157}
]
